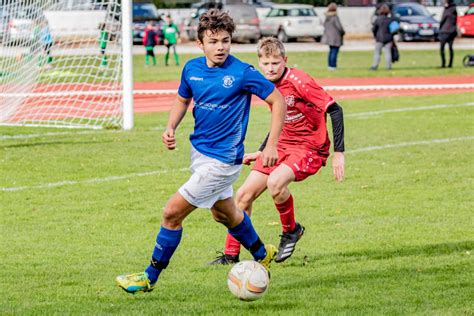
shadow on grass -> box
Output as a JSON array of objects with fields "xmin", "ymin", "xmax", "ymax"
[
  {"xmin": 282, "ymin": 241, "xmax": 473, "ymax": 268},
  {"xmin": 324, "ymin": 240, "xmax": 471, "ymax": 259}
]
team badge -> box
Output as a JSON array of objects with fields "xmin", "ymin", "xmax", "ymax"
[
  {"xmin": 285, "ymin": 95, "xmax": 295, "ymax": 107},
  {"xmin": 222, "ymin": 75, "xmax": 235, "ymax": 88}
]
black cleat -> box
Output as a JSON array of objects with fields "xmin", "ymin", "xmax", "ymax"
[
  {"xmin": 275, "ymin": 223, "xmax": 305, "ymax": 263},
  {"xmin": 208, "ymin": 252, "xmax": 240, "ymax": 266}
]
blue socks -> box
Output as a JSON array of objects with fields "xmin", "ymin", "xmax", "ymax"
[
  {"xmin": 228, "ymin": 212, "xmax": 266, "ymax": 261},
  {"xmin": 145, "ymin": 226, "xmax": 182, "ymax": 284}
]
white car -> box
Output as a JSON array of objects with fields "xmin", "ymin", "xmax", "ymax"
[{"xmin": 259, "ymin": 4, "xmax": 324, "ymax": 42}]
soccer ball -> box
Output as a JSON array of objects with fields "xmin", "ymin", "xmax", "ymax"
[{"xmin": 227, "ymin": 260, "xmax": 269, "ymax": 301}]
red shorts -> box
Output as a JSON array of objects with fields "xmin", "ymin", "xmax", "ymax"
[{"xmin": 252, "ymin": 147, "xmax": 326, "ymax": 182}]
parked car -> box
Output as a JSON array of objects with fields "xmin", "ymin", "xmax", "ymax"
[
  {"xmin": 0, "ymin": 5, "xmax": 8, "ymax": 43},
  {"xmin": 259, "ymin": 4, "xmax": 324, "ymax": 43},
  {"xmin": 457, "ymin": 3, "xmax": 474, "ymax": 37},
  {"xmin": 392, "ymin": 2, "xmax": 439, "ymax": 42},
  {"xmin": 132, "ymin": 2, "xmax": 163, "ymax": 44},
  {"xmin": 187, "ymin": 2, "xmax": 261, "ymax": 43},
  {"xmin": 4, "ymin": 6, "xmax": 42, "ymax": 45}
]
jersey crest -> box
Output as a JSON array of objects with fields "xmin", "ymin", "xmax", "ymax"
[
  {"xmin": 222, "ymin": 75, "xmax": 235, "ymax": 88},
  {"xmin": 285, "ymin": 95, "xmax": 295, "ymax": 107}
]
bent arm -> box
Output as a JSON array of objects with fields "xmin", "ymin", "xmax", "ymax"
[
  {"xmin": 327, "ymin": 102, "xmax": 345, "ymax": 181},
  {"xmin": 327, "ymin": 102, "xmax": 345, "ymax": 152},
  {"xmin": 162, "ymin": 95, "xmax": 191, "ymax": 150}
]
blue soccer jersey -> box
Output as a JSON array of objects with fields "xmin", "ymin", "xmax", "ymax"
[{"xmin": 178, "ymin": 55, "xmax": 275, "ymax": 165}]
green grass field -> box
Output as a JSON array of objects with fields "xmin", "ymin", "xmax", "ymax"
[
  {"xmin": 133, "ymin": 49, "xmax": 474, "ymax": 82},
  {"xmin": 4, "ymin": 49, "xmax": 472, "ymax": 84},
  {"xmin": 1, "ymin": 92, "xmax": 473, "ymax": 315}
]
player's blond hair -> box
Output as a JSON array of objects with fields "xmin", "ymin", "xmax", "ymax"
[{"xmin": 257, "ymin": 37, "xmax": 286, "ymax": 58}]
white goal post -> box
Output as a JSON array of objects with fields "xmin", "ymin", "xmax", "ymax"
[{"xmin": 0, "ymin": 0, "xmax": 133, "ymax": 130}]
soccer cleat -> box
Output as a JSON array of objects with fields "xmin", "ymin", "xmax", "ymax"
[
  {"xmin": 208, "ymin": 252, "xmax": 240, "ymax": 266},
  {"xmin": 116, "ymin": 272, "xmax": 155, "ymax": 294},
  {"xmin": 258, "ymin": 244, "xmax": 277, "ymax": 271},
  {"xmin": 275, "ymin": 223, "xmax": 305, "ymax": 263}
]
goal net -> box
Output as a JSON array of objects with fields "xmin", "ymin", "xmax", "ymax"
[{"xmin": 0, "ymin": 0, "xmax": 133, "ymax": 129}]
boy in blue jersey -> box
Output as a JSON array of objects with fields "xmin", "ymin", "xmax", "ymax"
[{"xmin": 116, "ymin": 9, "xmax": 287, "ymax": 294}]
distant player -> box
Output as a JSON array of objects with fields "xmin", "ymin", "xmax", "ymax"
[
  {"xmin": 98, "ymin": 22, "xmax": 109, "ymax": 67},
  {"xmin": 209, "ymin": 37, "xmax": 345, "ymax": 265},
  {"xmin": 163, "ymin": 14, "xmax": 180, "ymax": 66},
  {"xmin": 143, "ymin": 22, "xmax": 159, "ymax": 66},
  {"xmin": 39, "ymin": 19, "xmax": 54, "ymax": 69},
  {"xmin": 116, "ymin": 9, "xmax": 286, "ymax": 294}
]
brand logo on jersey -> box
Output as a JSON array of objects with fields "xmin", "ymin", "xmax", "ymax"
[
  {"xmin": 222, "ymin": 75, "xmax": 235, "ymax": 88},
  {"xmin": 190, "ymin": 76, "xmax": 203, "ymax": 81},
  {"xmin": 285, "ymin": 95, "xmax": 295, "ymax": 107}
]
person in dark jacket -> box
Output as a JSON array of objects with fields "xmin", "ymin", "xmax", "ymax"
[
  {"xmin": 143, "ymin": 22, "xmax": 159, "ymax": 66},
  {"xmin": 439, "ymin": 0, "xmax": 457, "ymax": 68},
  {"xmin": 322, "ymin": 3, "xmax": 345, "ymax": 70},
  {"xmin": 370, "ymin": 4, "xmax": 394, "ymax": 70}
]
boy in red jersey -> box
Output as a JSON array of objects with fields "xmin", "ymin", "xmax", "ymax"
[{"xmin": 210, "ymin": 37, "xmax": 345, "ymax": 265}]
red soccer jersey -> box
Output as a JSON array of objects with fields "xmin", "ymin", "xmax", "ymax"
[{"xmin": 275, "ymin": 68, "xmax": 335, "ymax": 158}]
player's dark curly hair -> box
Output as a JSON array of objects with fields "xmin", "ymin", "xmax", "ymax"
[{"xmin": 197, "ymin": 9, "xmax": 235, "ymax": 42}]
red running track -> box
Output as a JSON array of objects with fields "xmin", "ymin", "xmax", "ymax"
[{"xmin": 133, "ymin": 75, "xmax": 474, "ymax": 113}]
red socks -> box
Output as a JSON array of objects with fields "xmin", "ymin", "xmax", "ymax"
[
  {"xmin": 275, "ymin": 194, "xmax": 296, "ymax": 233},
  {"xmin": 224, "ymin": 195, "xmax": 296, "ymax": 256},
  {"xmin": 224, "ymin": 233, "xmax": 241, "ymax": 256}
]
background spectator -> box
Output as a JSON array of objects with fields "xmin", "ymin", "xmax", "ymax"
[
  {"xmin": 439, "ymin": 0, "xmax": 458, "ymax": 68},
  {"xmin": 370, "ymin": 4, "xmax": 395, "ymax": 70},
  {"xmin": 143, "ymin": 22, "xmax": 159, "ymax": 66},
  {"xmin": 322, "ymin": 3, "xmax": 345, "ymax": 70}
]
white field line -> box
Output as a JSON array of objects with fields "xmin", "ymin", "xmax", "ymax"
[
  {"xmin": 324, "ymin": 83, "xmax": 474, "ymax": 91},
  {"xmin": 346, "ymin": 102, "xmax": 474, "ymax": 118},
  {"xmin": 1, "ymin": 168, "xmax": 189, "ymax": 192},
  {"xmin": 0, "ymin": 130, "xmax": 117, "ymax": 140},
  {"xmin": 346, "ymin": 136, "xmax": 474, "ymax": 154},
  {"xmin": 1, "ymin": 136, "xmax": 473, "ymax": 192},
  {"xmin": 0, "ymin": 83, "xmax": 474, "ymax": 98},
  {"xmin": 2, "ymin": 83, "xmax": 470, "ymax": 98},
  {"xmin": 2, "ymin": 102, "xmax": 473, "ymax": 140},
  {"xmin": 133, "ymin": 83, "xmax": 474, "ymax": 95}
]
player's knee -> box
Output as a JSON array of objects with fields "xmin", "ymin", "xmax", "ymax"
[
  {"xmin": 235, "ymin": 188, "xmax": 255, "ymax": 210},
  {"xmin": 211, "ymin": 209, "xmax": 230, "ymax": 225},
  {"xmin": 267, "ymin": 177, "xmax": 283, "ymax": 197},
  {"xmin": 162, "ymin": 206, "xmax": 182, "ymax": 228}
]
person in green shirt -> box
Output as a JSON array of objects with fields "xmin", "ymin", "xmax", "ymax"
[
  {"xmin": 98, "ymin": 22, "xmax": 109, "ymax": 67},
  {"xmin": 163, "ymin": 15, "xmax": 180, "ymax": 66}
]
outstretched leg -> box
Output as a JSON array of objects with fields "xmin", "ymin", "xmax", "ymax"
[
  {"xmin": 209, "ymin": 171, "xmax": 268, "ymax": 265},
  {"xmin": 211, "ymin": 197, "xmax": 276, "ymax": 270},
  {"xmin": 267, "ymin": 164, "xmax": 305, "ymax": 263},
  {"xmin": 116, "ymin": 192, "xmax": 195, "ymax": 293}
]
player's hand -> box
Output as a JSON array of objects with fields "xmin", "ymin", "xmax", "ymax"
[
  {"xmin": 164, "ymin": 39, "xmax": 169, "ymax": 45},
  {"xmin": 243, "ymin": 151, "xmax": 262, "ymax": 165},
  {"xmin": 332, "ymin": 152, "xmax": 345, "ymax": 182},
  {"xmin": 162, "ymin": 128, "xmax": 176, "ymax": 150},
  {"xmin": 261, "ymin": 146, "xmax": 278, "ymax": 167},
  {"xmin": 177, "ymin": 38, "xmax": 182, "ymax": 44}
]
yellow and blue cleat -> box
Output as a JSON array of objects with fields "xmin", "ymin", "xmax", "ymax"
[
  {"xmin": 258, "ymin": 244, "xmax": 277, "ymax": 271},
  {"xmin": 116, "ymin": 272, "xmax": 155, "ymax": 294}
]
